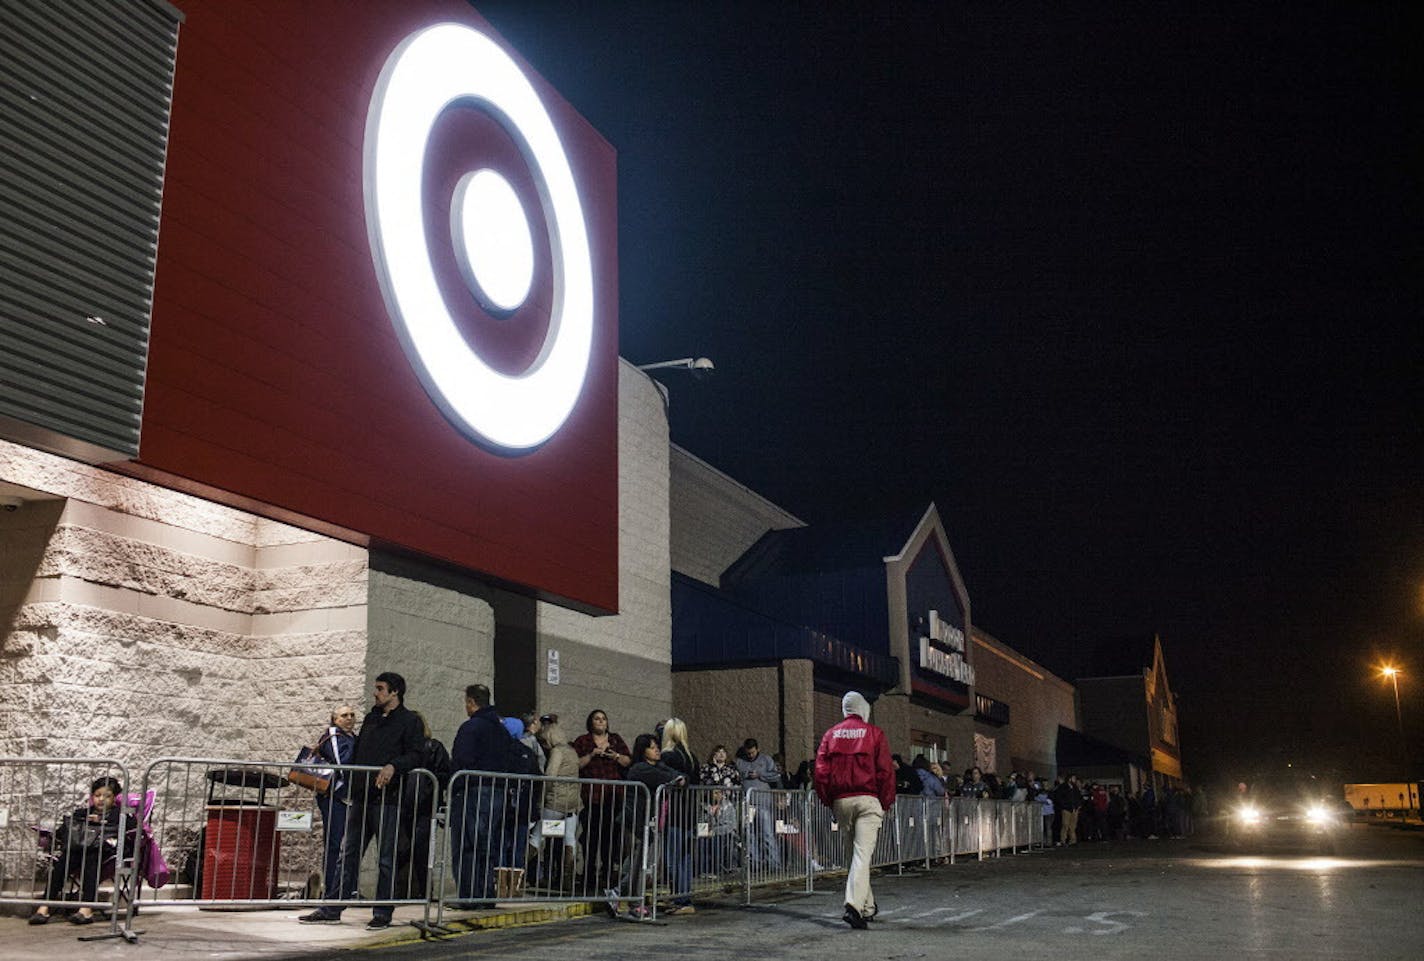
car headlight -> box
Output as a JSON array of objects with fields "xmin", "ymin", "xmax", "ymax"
[
  {"xmin": 1305, "ymin": 804, "xmax": 1332, "ymax": 825},
  {"xmin": 1237, "ymin": 805, "xmax": 1262, "ymax": 824}
]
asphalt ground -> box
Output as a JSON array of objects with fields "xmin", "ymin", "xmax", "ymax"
[{"xmin": 8, "ymin": 821, "xmax": 1422, "ymax": 961}]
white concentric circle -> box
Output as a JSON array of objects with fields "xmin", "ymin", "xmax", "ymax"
[
  {"xmin": 364, "ymin": 22, "xmax": 594, "ymax": 451},
  {"xmin": 451, "ymin": 169, "xmax": 534, "ymax": 313}
]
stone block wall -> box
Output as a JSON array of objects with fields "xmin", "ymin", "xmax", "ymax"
[
  {"xmin": 0, "ymin": 440, "xmax": 369, "ymax": 771},
  {"xmin": 366, "ymin": 568, "xmax": 494, "ymax": 749},
  {"xmin": 672, "ymin": 666, "xmax": 782, "ymax": 765},
  {"xmin": 537, "ymin": 363, "xmax": 672, "ymax": 737}
]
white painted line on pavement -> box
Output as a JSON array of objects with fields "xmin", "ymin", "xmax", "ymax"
[
  {"xmin": 884, "ymin": 908, "xmax": 984, "ymax": 924},
  {"xmin": 966, "ymin": 909, "xmax": 1042, "ymax": 931}
]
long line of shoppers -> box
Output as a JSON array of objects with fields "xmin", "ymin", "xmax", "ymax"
[{"xmin": 288, "ymin": 672, "xmax": 1192, "ymax": 929}]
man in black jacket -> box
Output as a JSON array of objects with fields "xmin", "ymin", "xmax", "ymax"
[
  {"xmin": 1052, "ymin": 774, "xmax": 1083, "ymax": 846},
  {"xmin": 300, "ymin": 672, "xmax": 425, "ymax": 929}
]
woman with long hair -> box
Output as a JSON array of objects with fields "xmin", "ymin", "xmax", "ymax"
[
  {"xmin": 536, "ymin": 717, "xmax": 582, "ymax": 889},
  {"xmin": 571, "ymin": 709, "xmax": 631, "ymax": 894}
]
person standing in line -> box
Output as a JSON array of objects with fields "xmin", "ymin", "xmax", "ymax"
[
  {"xmin": 520, "ymin": 712, "xmax": 547, "ymax": 771},
  {"xmin": 735, "ymin": 737, "xmax": 782, "ymax": 871},
  {"xmin": 659, "ymin": 718, "xmax": 698, "ymax": 913},
  {"xmin": 572, "ymin": 709, "xmax": 631, "ymax": 895},
  {"xmin": 814, "ymin": 691, "xmax": 895, "ymax": 931},
  {"xmin": 300, "ymin": 673, "xmax": 424, "ymax": 929},
  {"xmin": 1053, "ymin": 774, "xmax": 1082, "ymax": 845},
  {"xmin": 448, "ymin": 683, "xmax": 507, "ymax": 903},
  {"xmin": 396, "ymin": 710, "xmax": 450, "ymax": 899},
  {"xmin": 535, "ymin": 717, "xmax": 582, "ymax": 888},
  {"xmin": 313, "ymin": 705, "xmax": 357, "ymax": 901},
  {"xmin": 698, "ymin": 745, "xmax": 742, "ymax": 876}
]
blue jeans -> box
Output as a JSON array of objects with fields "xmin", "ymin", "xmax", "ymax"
[
  {"xmin": 315, "ymin": 792, "xmax": 348, "ymax": 900},
  {"xmin": 329, "ymin": 801, "xmax": 402, "ymax": 920},
  {"xmin": 664, "ymin": 826, "xmax": 693, "ymax": 905},
  {"xmin": 747, "ymin": 791, "xmax": 781, "ymax": 870},
  {"xmin": 451, "ymin": 784, "xmax": 501, "ymax": 900}
]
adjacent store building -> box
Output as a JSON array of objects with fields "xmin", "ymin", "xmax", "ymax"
[
  {"xmin": 669, "ymin": 447, "xmax": 1079, "ymax": 777},
  {"xmin": 1071, "ymin": 634, "xmax": 1186, "ymax": 789}
]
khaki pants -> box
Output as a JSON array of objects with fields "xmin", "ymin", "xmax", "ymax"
[
  {"xmin": 833, "ymin": 795, "xmax": 884, "ymax": 916},
  {"xmin": 1061, "ymin": 808, "xmax": 1079, "ymax": 844}
]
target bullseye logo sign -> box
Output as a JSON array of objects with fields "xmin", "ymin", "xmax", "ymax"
[{"xmin": 364, "ymin": 23, "xmax": 594, "ymax": 452}]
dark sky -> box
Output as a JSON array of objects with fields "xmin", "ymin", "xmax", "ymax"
[{"xmin": 472, "ymin": 2, "xmax": 1421, "ymax": 784}]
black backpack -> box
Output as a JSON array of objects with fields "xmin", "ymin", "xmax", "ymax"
[{"xmin": 505, "ymin": 737, "xmax": 542, "ymax": 777}]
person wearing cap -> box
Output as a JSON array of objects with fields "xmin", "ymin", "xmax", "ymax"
[
  {"xmin": 500, "ymin": 715, "xmax": 542, "ymax": 878},
  {"xmin": 814, "ymin": 691, "xmax": 895, "ymax": 930}
]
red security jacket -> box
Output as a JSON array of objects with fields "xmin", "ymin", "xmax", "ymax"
[{"xmin": 814, "ymin": 715, "xmax": 896, "ymax": 812}]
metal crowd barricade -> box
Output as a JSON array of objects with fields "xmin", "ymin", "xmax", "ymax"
[
  {"xmin": 738, "ymin": 787, "xmax": 810, "ymax": 903},
  {"xmin": 950, "ymin": 796, "xmax": 987, "ymax": 860},
  {"xmin": 895, "ymin": 796, "xmax": 929, "ymax": 867},
  {"xmin": 437, "ymin": 769, "xmax": 650, "ymax": 924},
  {"xmin": 924, "ymin": 795, "xmax": 954, "ymax": 865},
  {"xmin": 131, "ymin": 758, "xmax": 442, "ymax": 932},
  {"xmin": 867, "ymin": 795, "xmax": 904, "ymax": 870},
  {"xmin": 643, "ymin": 783, "xmax": 745, "ymax": 915},
  {"xmin": 801, "ymin": 789, "xmax": 847, "ymax": 885},
  {"xmin": 0, "ymin": 757, "xmax": 135, "ymax": 942}
]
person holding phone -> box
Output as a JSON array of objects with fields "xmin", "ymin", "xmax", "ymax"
[{"xmin": 573, "ymin": 710, "xmax": 630, "ymax": 894}]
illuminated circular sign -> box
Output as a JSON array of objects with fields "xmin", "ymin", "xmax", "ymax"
[
  {"xmin": 364, "ymin": 23, "xmax": 594, "ymax": 451},
  {"xmin": 451, "ymin": 169, "xmax": 535, "ymax": 313}
]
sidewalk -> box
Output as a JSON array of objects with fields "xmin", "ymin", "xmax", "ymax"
[{"xmin": 6, "ymin": 900, "xmax": 597, "ymax": 960}]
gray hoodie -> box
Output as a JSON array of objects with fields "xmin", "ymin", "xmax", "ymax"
[{"xmin": 735, "ymin": 752, "xmax": 781, "ymax": 793}]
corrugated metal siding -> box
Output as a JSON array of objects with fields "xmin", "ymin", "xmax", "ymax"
[{"xmin": 0, "ymin": 0, "xmax": 181, "ymax": 460}]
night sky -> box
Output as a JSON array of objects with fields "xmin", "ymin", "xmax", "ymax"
[{"xmin": 472, "ymin": 2, "xmax": 1420, "ymax": 785}]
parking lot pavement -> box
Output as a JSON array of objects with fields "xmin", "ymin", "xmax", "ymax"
[
  {"xmin": 366, "ymin": 826, "xmax": 1424, "ymax": 961},
  {"xmin": 8, "ymin": 825, "xmax": 1421, "ymax": 961}
]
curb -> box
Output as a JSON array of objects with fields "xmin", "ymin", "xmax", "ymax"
[{"xmin": 367, "ymin": 902, "xmax": 596, "ymax": 948}]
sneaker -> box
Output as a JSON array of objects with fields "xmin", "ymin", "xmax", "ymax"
[
  {"xmin": 366, "ymin": 916, "xmax": 391, "ymax": 930},
  {"xmin": 298, "ymin": 910, "xmax": 341, "ymax": 924},
  {"xmin": 843, "ymin": 904, "xmax": 867, "ymax": 930}
]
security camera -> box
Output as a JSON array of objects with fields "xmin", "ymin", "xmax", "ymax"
[
  {"xmin": 688, "ymin": 357, "xmax": 715, "ymax": 382},
  {"xmin": 0, "ymin": 495, "xmax": 22, "ymax": 512}
]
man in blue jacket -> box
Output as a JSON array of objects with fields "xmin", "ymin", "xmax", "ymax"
[{"xmin": 450, "ymin": 683, "xmax": 507, "ymax": 902}]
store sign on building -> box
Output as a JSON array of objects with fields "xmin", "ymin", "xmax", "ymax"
[
  {"xmin": 122, "ymin": 2, "xmax": 619, "ymax": 614},
  {"xmin": 365, "ymin": 23, "xmax": 594, "ymax": 451},
  {"xmin": 918, "ymin": 609, "xmax": 975, "ymax": 686}
]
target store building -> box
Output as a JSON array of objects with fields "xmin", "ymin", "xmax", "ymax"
[{"xmin": 0, "ymin": 0, "xmax": 675, "ymax": 765}]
